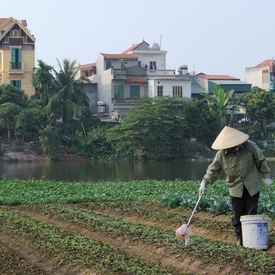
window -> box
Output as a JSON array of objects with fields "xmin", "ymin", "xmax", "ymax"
[
  {"xmin": 105, "ymin": 61, "xmax": 112, "ymax": 70},
  {"xmin": 138, "ymin": 61, "xmax": 141, "ymax": 67},
  {"xmin": 11, "ymin": 48, "xmax": 22, "ymax": 69},
  {"xmin": 173, "ymin": 86, "xmax": 183, "ymax": 97},
  {"xmin": 149, "ymin": 61, "xmax": 157, "ymax": 70},
  {"xmin": 10, "ymin": 80, "xmax": 21, "ymax": 89},
  {"xmin": 12, "ymin": 30, "xmax": 19, "ymax": 37},
  {"xmin": 85, "ymin": 70, "xmax": 92, "ymax": 77},
  {"xmin": 157, "ymin": 86, "xmax": 163, "ymax": 96},
  {"xmin": 114, "ymin": 85, "xmax": 124, "ymax": 98},
  {"xmin": 130, "ymin": 85, "xmax": 140, "ymax": 98}
]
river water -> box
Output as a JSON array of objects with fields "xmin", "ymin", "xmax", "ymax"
[{"xmin": 1, "ymin": 159, "xmax": 275, "ymax": 182}]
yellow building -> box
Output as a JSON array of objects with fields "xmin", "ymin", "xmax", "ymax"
[{"xmin": 0, "ymin": 17, "xmax": 35, "ymax": 97}]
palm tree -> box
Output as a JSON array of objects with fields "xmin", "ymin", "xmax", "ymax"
[
  {"xmin": 47, "ymin": 58, "xmax": 90, "ymax": 123},
  {"xmin": 31, "ymin": 60, "xmax": 56, "ymax": 106}
]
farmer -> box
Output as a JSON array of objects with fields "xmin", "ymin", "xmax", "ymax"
[{"xmin": 199, "ymin": 126, "xmax": 272, "ymax": 246}]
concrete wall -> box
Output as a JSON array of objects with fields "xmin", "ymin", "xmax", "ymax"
[
  {"xmin": 148, "ymin": 78, "xmax": 191, "ymax": 98},
  {"xmin": 132, "ymin": 50, "xmax": 166, "ymax": 70},
  {"xmin": 245, "ymin": 67, "xmax": 270, "ymax": 91}
]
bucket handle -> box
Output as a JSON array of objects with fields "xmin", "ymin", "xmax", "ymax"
[{"xmin": 248, "ymin": 202, "xmax": 258, "ymax": 215}]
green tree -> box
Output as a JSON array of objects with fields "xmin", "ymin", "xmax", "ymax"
[
  {"xmin": 204, "ymin": 85, "xmax": 234, "ymax": 131},
  {"xmin": 73, "ymin": 127, "xmax": 113, "ymax": 158},
  {"xmin": 183, "ymin": 98, "xmax": 219, "ymax": 145},
  {"xmin": 16, "ymin": 108, "xmax": 44, "ymax": 144},
  {"xmin": 0, "ymin": 102, "xmax": 22, "ymax": 143},
  {"xmin": 245, "ymin": 90, "xmax": 275, "ymax": 132},
  {"xmin": 106, "ymin": 97, "xmax": 189, "ymax": 160},
  {"xmin": 41, "ymin": 124, "xmax": 61, "ymax": 161},
  {"xmin": 0, "ymin": 84, "xmax": 28, "ymax": 107}
]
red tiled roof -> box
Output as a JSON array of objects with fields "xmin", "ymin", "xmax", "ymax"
[
  {"xmin": 121, "ymin": 40, "xmax": 149, "ymax": 54},
  {"xmin": 256, "ymin": 59, "xmax": 273, "ymax": 67},
  {"xmin": 197, "ymin": 74, "xmax": 240, "ymax": 80},
  {"xmin": 0, "ymin": 18, "xmax": 27, "ymax": 27},
  {"xmin": 0, "ymin": 18, "xmax": 8, "ymax": 26},
  {"xmin": 78, "ymin": 63, "xmax": 96, "ymax": 71},
  {"xmin": 125, "ymin": 77, "xmax": 147, "ymax": 83},
  {"xmin": 103, "ymin": 53, "xmax": 137, "ymax": 60}
]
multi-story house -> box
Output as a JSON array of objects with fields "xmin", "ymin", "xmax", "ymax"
[
  {"xmin": 89, "ymin": 40, "xmax": 192, "ymax": 119},
  {"xmin": 245, "ymin": 59, "xmax": 275, "ymax": 92},
  {"xmin": 0, "ymin": 17, "xmax": 35, "ymax": 96}
]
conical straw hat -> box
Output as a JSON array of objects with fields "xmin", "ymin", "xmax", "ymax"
[{"xmin": 211, "ymin": 126, "xmax": 249, "ymax": 150}]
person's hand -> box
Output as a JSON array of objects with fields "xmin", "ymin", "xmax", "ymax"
[
  {"xmin": 199, "ymin": 180, "xmax": 206, "ymax": 195},
  {"xmin": 263, "ymin": 178, "xmax": 272, "ymax": 187}
]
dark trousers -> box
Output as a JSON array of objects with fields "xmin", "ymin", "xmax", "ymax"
[{"xmin": 231, "ymin": 186, "xmax": 260, "ymax": 236}]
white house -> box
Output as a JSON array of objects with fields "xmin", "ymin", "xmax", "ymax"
[{"xmin": 88, "ymin": 40, "xmax": 192, "ymax": 119}]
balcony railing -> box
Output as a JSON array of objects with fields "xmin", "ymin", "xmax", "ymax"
[
  {"xmin": 112, "ymin": 68, "xmax": 126, "ymax": 79},
  {"xmin": 112, "ymin": 98, "xmax": 141, "ymax": 104},
  {"xmin": 9, "ymin": 62, "xmax": 24, "ymax": 74}
]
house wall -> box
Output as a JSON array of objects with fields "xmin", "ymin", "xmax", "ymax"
[
  {"xmin": 90, "ymin": 66, "xmax": 113, "ymax": 113},
  {"xmin": 92, "ymin": 55, "xmax": 114, "ymax": 113},
  {"xmin": 245, "ymin": 67, "xmax": 270, "ymax": 91},
  {"xmin": 148, "ymin": 78, "xmax": 191, "ymax": 98},
  {"xmin": 196, "ymin": 77, "xmax": 208, "ymax": 91},
  {"xmin": 1, "ymin": 48, "xmax": 34, "ymax": 96},
  {"xmin": 95, "ymin": 54, "xmax": 105, "ymax": 74},
  {"xmin": 20, "ymin": 48, "xmax": 35, "ymax": 96},
  {"xmin": 132, "ymin": 50, "xmax": 166, "ymax": 69},
  {"xmin": 82, "ymin": 83, "xmax": 97, "ymax": 112},
  {"xmin": 123, "ymin": 83, "xmax": 147, "ymax": 98},
  {"xmin": 108, "ymin": 59, "xmax": 137, "ymax": 69}
]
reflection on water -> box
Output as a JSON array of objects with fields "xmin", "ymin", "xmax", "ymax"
[{"xmin": 0, "ymin": 159, "xmax": 275, "ymax": 182}]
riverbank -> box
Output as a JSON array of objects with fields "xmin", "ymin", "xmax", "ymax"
[
  {"xmin": 0, "ymin": 142, "xmax": 87, "ymax": 162},
  {"xmin": 0, "ymin": 141, "xmax": 214, "ymax": 162}
]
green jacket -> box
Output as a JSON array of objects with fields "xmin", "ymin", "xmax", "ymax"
[{"xmin": 203, "ymin": 140, "xmax": 270, "ymax": 198}]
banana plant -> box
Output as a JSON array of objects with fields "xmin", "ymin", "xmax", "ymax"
[{"xmin": 205, "ymin": 85, "xmax": 235, "ymax": 131}]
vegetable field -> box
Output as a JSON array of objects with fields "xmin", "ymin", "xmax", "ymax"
[{"xmin": 0, "ymin": 179, "xmax": 274, "ymax": 274}]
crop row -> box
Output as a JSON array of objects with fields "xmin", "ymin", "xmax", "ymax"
[
  {"xmin": 79, "ymin": 201, "xmax": 235, "ymax": 233},
  {"xmin": 0, "ymin": 207, "xmax": 189, "ymax": 275},
  {"xmin": 0, "ymin": 240, "xmax": 45, "ymax": 274},
  {"xmin": 11, "ymin": 203, "xmax": 275, "ymax": 274},
  {"xmin": 0, "ymin": 179, "xmax": 274, "ymax": 219},
  {"xmin": 79, "ymin": 201, "xmax": 275, "ymax": 244}
]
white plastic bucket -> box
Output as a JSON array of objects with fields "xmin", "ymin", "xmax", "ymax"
[{"xmin": 240, "ymin": 215, "xmax": 270, "ymax": 249}]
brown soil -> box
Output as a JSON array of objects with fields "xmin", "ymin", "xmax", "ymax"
[{"xmin": 0, "ymin": 202, "xmax": 274, "ymax": 274}]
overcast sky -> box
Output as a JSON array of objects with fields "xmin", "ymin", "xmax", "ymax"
[{"xmin": 2, "ymin": 0, "xmax": 275, "ymax": 81}]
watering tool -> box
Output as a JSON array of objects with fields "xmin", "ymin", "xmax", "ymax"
[{"xmin": 175, "ymin": 194, "xmax": 203, "ymax": 246}]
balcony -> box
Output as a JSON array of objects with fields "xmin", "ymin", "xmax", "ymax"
[
  {"xmin": 8, "ymin": 62, "xmax": 24, "ymax": 74},
  {"xmin": 112, "ymin": 68, "xmax": 126, "ymax": 79}
]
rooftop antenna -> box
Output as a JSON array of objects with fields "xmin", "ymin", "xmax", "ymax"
[{"xmin": 160, "ymin": 34, "xmax": 162, "ymax": 49}]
